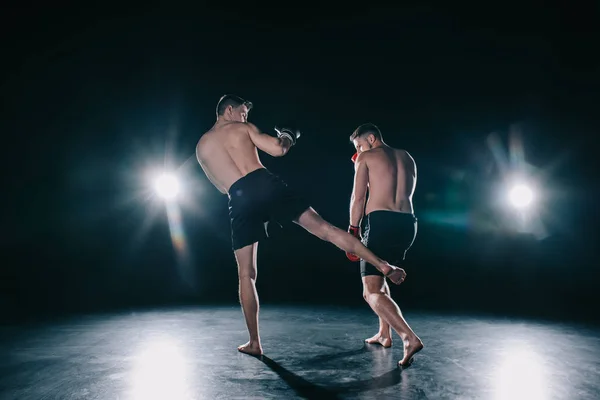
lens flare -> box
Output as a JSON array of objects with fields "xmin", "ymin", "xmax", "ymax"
[
  {"xmin": 509, "ymin": 184, "xmax": 533, "ymax": 208},
  {"xmin": 155, "ymin": 174, "xmax": 180, "ymax": 200}
]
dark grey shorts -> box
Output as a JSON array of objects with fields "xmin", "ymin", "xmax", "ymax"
[{"xmin": 360, "ymin": 211, "xmax": 418, "ymax": 277}]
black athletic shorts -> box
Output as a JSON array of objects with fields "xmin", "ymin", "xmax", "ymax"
[
  {"xmin": 228, "ymin": 168, "xmax": 310, "ymax": 250},
  {"xmin": 360, "ymin": 211, "xmax": 418, "ymax": 277}
]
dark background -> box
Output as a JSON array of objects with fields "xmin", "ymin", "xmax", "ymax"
[{"xmin": 1, "ymin": 4, "xmax": 598, "ymax": 324}]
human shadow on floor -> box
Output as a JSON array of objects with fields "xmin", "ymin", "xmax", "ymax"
[
  {"xmin": 293, "ymin": 343, "xmax": 387, "ymax": 366},
  {"xmin": 257, "ymin": 352, "xmax": 403, "ymax": 399},
  {"xmin": 258, "ymin": 355, "xmax": 342, "ymax": 400}
]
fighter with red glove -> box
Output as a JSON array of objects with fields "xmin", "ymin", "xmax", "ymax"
[{"xmin": 346, "ymin": 123, "xmax": 421, "ymax": 368}]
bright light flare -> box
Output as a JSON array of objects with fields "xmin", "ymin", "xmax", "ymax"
[
  {"xmin": 509, "ymin": 184, "xmax": 534, "ymax": 209},
  {"xmin": 154, "ymin": 173, "xmax": 180, "ymax": 200},
  {"xmin": 130, "ymin": 338, "xmax": 191, "ymax": 400},
  {"xmin": 493, "ymin": 341, "xmax": 548, "ymax": 400}
]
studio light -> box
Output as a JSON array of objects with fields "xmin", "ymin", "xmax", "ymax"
[
  {"xmin": 508, "ymin": 184, "xmax": 533, "ymax": 209},
  {"xmin": 154, "ymin": 173, "xmax": 180, "ymax": 200}
]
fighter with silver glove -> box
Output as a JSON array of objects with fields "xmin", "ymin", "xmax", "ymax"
[{"xmin": 274, "ymin": 126, "xmax": 301, "ymax": 146}]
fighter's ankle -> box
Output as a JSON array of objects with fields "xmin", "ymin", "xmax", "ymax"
[{"xmin": 402, "ymin": 334, "xmax": 417, "ymax": 343}]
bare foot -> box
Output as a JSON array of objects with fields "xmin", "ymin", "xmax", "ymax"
[
  {"xmin": 238, "ymin": 341, "xmax": 263, "ymax": 356},
  {"xmin": 385, "ymin": 266, "xmax": 406, "ymax": 285},
  {"xmin": 365, "ymin": 333, "xmax": 392, "ymax": 348},
  {"xmin": 399, "ymin": 337, "xmax": 423, "ymax": 367}
]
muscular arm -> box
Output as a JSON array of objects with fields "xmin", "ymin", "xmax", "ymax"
[
  {"xmin": 246, "ymin": 122, "xmax": 292, "ymax": 157},
  {"xmin": 350, "ymin": 153, "xmax": 368, "ymax": 227}
]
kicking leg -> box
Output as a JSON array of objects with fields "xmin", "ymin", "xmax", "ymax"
[
  {"xmin": 234, "ymin": 242, "xmax": 263, "ymax": 356},
  {"xmin": 362, "ymin": 275, "xmax": 423, "ymax": 366},
  {"xmin": 294, "ymin": 207, "xmax": 406, "ymax": 283}
]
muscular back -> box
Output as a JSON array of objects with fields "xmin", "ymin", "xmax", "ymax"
[
  {"xmin": 196, "ymin": 122, "xmax": 265, "ymax": 194},
  {"xmin": 364, "ymin": 146, "xmax": 417, "ymax": 214}
]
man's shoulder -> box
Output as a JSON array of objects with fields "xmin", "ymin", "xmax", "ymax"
[
  {"xmin": 222, "ymin": 121, "xmax": 249, "ymax": 130},
  {"xmin": 384, "ymin": 145, "xmax": 406, "ymax": 153},
  {"xmin": 398, "ymin": 148, "xmax": 415, "ymax": 161},
  {"xmin": 362, "ymin": 146, "xmax": 389, "ymax": 159},
  {"xmin": 210, "ymin": 122, "xmax": 252, "ymax": 137},
  {"xmin": 365, "ymin": 147, "xmax": 415, "ymax": 163},
  {"xmin": 231, "ymin": 122, "xmax": 256, "ymax": 136},
  {"xmin": 386, "ymin": 146, "xmax": 413, "ymax": 159}
]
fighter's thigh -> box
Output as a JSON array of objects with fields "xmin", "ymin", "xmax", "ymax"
[
  {"xmin": 231, "ymin": 211, "xmax": 267, "ymax": 255},
  {"xmin": 234, "ymin": 242, "xmax": 258, "ymax": 280},
  {"xmin": 362, "ymin": 275, "xmax": 387, "ymax": 297}
]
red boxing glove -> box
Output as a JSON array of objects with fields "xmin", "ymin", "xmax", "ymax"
[
  {"xmin": 351, "ymin": 152, "xmax": 358, "ymax": 163},
  {"xmin": 346, "ymin": 225, "xmax": 361, "ymax": 262}
]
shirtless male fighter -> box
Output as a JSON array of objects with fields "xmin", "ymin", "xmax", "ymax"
[
  {"xmin": 195, "ymin": 95, "xmax": 407, "ymax": 356},
  {"xmin": 346, "ymin": 123, "xmax": 424, "ymax": 367}
]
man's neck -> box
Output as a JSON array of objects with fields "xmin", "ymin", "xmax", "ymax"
[{"xmin": 215, "ymin": 117, "xmax": 234, "ymax": 126}]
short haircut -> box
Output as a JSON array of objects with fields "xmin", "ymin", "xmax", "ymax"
[
  {"xmin": 216, "ymin": 94, "xmax": 253, "ymax": 117},
  {"xmin": 350, "ymin": 123, "xmax": 382, "ymax": 142}
]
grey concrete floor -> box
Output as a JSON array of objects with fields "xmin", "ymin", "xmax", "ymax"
[{"xmin": 0, "ymin": 305, "xmax": 598, "ymax": 399}]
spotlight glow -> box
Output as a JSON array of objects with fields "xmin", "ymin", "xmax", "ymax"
[
  {"xmin": 493, "ymin": 341, "xmax": 548, "ymax": 400},
  {"xmin": 509, "ymin": 184, "xmax": 533, "ymax": 209},
  {"xmin": 155, "ymin": 174, "xmax": 180, "ymax": 200},
  {"xmin": 130, "ymin": 338, "xmax": 191, "ymax": 400}
]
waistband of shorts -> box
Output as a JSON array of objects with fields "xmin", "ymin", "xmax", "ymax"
[
  {"xmin": 228, "ymin": 168, "xmax": 269, "ymax": 197},
  {"xmin": 367, "ymin": 210, "xmax": 417, "ymax": 221}
]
